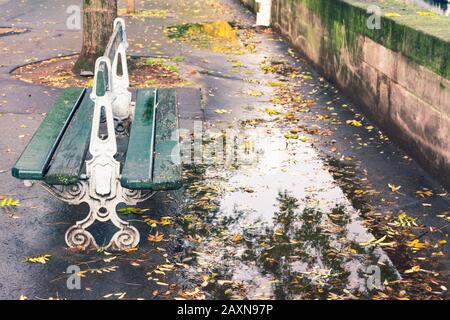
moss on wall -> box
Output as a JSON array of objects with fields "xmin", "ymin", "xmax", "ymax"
[
  {"xmin": 295, "ymin": 0, "xmax": 450, "ymax": 79},
  {"xmin": 243, "ymin": 0, "xmax": 450, "ymax": 79}
]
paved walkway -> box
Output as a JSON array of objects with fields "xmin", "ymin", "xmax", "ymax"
[{"xmin": 0, "ymin": 0, "xmax": 448, "ymax": 300}]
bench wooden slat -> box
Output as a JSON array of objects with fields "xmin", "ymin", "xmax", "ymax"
[
  {"xmin": 12, "ymin": 87, "xmax": 86, "ymax": 180},
  {"xmin": 120, "ymin": 88, "xmax": 157, "ymax": 189},
  {"xmin": 152, "ymin": 89, "xmax": 182, "ymax": 191},
  {"xmin": 44, "ymin": 88, "xmax": 95, "ymax": 185}
]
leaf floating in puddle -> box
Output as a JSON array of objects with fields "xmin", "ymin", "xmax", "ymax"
[
  {"xmin": 103, "ymin": 292, "xmax": 127, "ymax": 300},
  {"xmin": 148, "ymin": 232, "xmax": 165, "ymax": 243},
  {"xmin": 359, "ymin": 235, "xmax": 396, "ymax": 248},
  {"xmin": 406, "ymin": 239, "xmax": 427, "ymax": 250},
  {"xmin": 346, "ymin": 119, "xmax": 362, "ymax": 127},
  {"xmin": 117, "ymin": 207, "xmax": 149, "ymax": 215},
  {"xmin": 415, "ymin": 189, "xmax": 433, "ymax": 198},
  {"xmin": 388, "ymin": 184, "xmax": 402, "ymax": 193},
  {"xmin": 156, "ymin": 282, "xmax": 169, "ymax": 286},
  {"xmin": 395, "ymin": 212, "xmax": 417, "ymax": 227},
  {"xmin": 144, "ymin": 217, "xmax": 174, "ymax": 227}
]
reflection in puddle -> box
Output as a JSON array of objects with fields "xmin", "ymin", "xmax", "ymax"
[
  {"xmin": 180, "ymin": 125, "xmax": 399, "ymax": 299},
  {"xmin": 166, "ymin": 21, "xmax": 255, "ymax": 54}
]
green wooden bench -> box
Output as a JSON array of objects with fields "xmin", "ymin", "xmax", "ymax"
[
  {"xmin": 11, "ymin": 19, "xmax": 183, "ymax": 251},
  {"xmin": 12, "ymin": 87, "xmax": 182, "ymax": 189}
]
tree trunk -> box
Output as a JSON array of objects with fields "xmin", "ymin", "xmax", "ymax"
[
  {"xmin": 73, "ymin": 0, "xmax": 117, "ymax": 75},
  {"xmin": 127, "ymin": 0, "xmax": 135, "ymax": 13}
]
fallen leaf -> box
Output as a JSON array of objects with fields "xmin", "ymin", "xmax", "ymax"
[
  {"xmin": 388, "ymin": 184, "xmax": 402, "ymax": 193},
  {"xmin": 25, "ymin": 254, "xmax": 51, "ymax": 264},
  {"xmin": 346, "ymin": 119, "xmax": 362, "ymax": 127},
  {"xmin": 242, "ymin": 90, "xmax": 263, "ymax": 97},
  {"xmin": 148, "ymin": 232, "xmax": 164, "ymax": 242}
]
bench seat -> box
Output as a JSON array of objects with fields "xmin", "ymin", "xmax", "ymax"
[
  {"xmin": 12, "ymin": 87, "xmax": 86, "ymax": 180},
  {"xmin": 13, "ymin": 87, "xmax": 182, "ymax": 191},
  {"xmin": 120, "ymin": 88, "xmax": 182, "ymax": 190},
  {"xmin": 45, "ymin": 88, "xmax": 95, "ymax": 185}
]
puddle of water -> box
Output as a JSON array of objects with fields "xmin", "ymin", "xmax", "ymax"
[
  {"xmin": 166, "ymin": 21, "xmax": 253, "ymax": 54},
  {"xmin": 179, "ymin": 124, "xmax": 399, "ymax": 300}
]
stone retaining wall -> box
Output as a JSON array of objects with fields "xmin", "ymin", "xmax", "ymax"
[{"xmin": 241, "ymin": 0, "xmax": 450, "ymax": 187}]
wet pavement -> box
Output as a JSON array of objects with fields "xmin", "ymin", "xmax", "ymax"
[{"xmin": 0, "ymin": 0, "xmax": 449, "ymax": 300}]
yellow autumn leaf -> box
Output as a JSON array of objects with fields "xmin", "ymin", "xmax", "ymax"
[
  {"xmin": 232, "ymin": 233, "xmax": 242, "ymax": 243},
  {"xmin": 299, "ymin": 136, "xmax": 308, "ymax": 143},
  {"xmin": 267, "ymin": 81, "xmax": 285, "ymax": 87},
  {"xmin": 25, "ymin": 254, "xmax": 51, "ymax": 264},
  {"xmin": 242, "ymin": 90, "xmax": 263, "ymax": 97},
  {"xmin": 144, "ymin": 218, "xmax": 159, "ymax": 227},
  {"xmin": 265, "ymin": 108, "xmax": 280, "ymax": 116},
  {"xmin": 404, "ymin": 265, "xmax": 421, "ymax": 274},
  {"xmin": 373, "ymin": 235, "xmax": 388, "ymax": 244},
  {"xmin": 284, "ymin": 133, "xmax": 299, "ymax": 140},
  {"xmin": 406, "ymin": 239, "xmax": 426, "ymax": 250},
  {"xmin": 214, "ymin": 109, "xmax": 231, "ymax": 114},
  {"xmin": 416, "ymin": 11, "xmax": 435, "ymax": 16},
  {"xmin": 397, "ymin": 212, "xmax": 417, "ymax": 227},
  {"xmin": 360, "ymin": 235, "xmax": 395, "ymax": 247},
  {"xmin": 359, "ymin": 237, "xmax": 377, "ymax": 247},
  {"xmin": 159, "ymin": 217, "xmax": 174, "ymax": 226},
  {"xmin": 432, "ymin": 251, "xmax": 445, "ymax": 257},
  {"xmin": 346, "ymin": 119, "xmax": 362, "ymax": 127},
  {"xmin": 0, "ymin": 197, "xmax": 20, "ymax": 207}
]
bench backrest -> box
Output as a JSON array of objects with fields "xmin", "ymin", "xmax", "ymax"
[
  {"xmin": 105, "ymin": 18, "xmax": 129, "ymax": 89},
  {"xmin": 105, "ymin": 18, "xmax": 128, "ymax": 62},
  {"xmin": 90, "ymin": 57, "xmax": 117, "ymax": 158},
  {"xmin": 88, "ymin": 18, "xmax": 132, "ymax": 159},
  {"xmin": 104, "ymin": 18, "xmax": 132, "ymax": 120}
]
